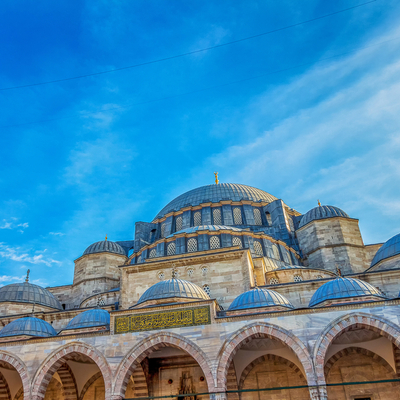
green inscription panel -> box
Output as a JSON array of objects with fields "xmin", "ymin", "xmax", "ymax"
[{"xmin": 114, "ymin": 306, "xmax": 211, "ymax": 334}]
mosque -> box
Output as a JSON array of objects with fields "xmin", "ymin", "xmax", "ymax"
[{"xmin": 0, "ymin": 178, "xmax": 400, "ymax": 400}]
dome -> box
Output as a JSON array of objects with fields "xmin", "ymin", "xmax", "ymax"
[
  {"xmin": 135, "ymin": 278, "xmax": 210, "ymax": 306},
  {"xmin": 370, "ymin": 233, "xmax": 400, "ymax": 268},
  {"xmin": 228, "ymin": 287, "xmax": 293, "ymax": 311},
  {"xmin": 0, "ymin": 282, "xmax": 62, "ymax": 310},
  {"xmin": 83, "ymin": 240, "xmax": 125, "ymax": 256},
  {"xmin": 155, "ymin": 183, "xmax": 277, "ymax": 219},
  {"xmin": 309, "ymin": 277, "xmax": 385, "ymax": 307},
  {"xmin": 299, "ymin": 205, "xmax": 349, "ymax": 228},
  {"xmin": 167, "ymin": 225, "xmax": 243, "ymax": 238},
  {"xmin": 0, "ymin": 317, "xmax": 57, "ymax": 338},
  {"xmin": 64, "ymin": 308, "xmax": 110, "ymax": 331}
]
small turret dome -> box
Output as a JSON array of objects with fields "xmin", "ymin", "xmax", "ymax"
[
  {"xmin": 228, "ymin": 287, "xmax": 294, "ymax": 311},
  {"xmin": 0, "ymin": 317, "xmax": 57, "ymax": 339},
  {"xmin": 309, "ymin": 277, "xmax": 385, "ymax": 307},
  {"xmin": 0, "ymin": 282, "xmax": 62, "ymax": 310},
  {"xmin": 64, "ymin": 308, "xmax": 110, "ymax": 331},
  {"xmin": 370, "ymin": 233, "xmax": 400, "ymax": 268},
  {"xmin": 83, "ymin": 240, "xmax": 125, "ymax": 256},
  {"xmin": 299, "ymin": 205, "xmax": 349, "ymax": 228},
  {"xmin": 135, "ymin": 278, "xmax": 209, "ymax": 306}
]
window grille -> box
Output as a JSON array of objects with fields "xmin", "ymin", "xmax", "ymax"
[
  {"xmin": 253, "ymin": 208, "xmax": 262, "ymax": 225},
  {"xmin": 210, "ymin": 236, "xmax": 221, "ymax": 249},
  {"xmin": 149, "ymin": 248, "xmax": 156, "ymax": 258},
  {"xmin": 187, "ymin": 268, "xmax": 194, "ymax": 277},
  {"xmin": 253, "ymin": 241, "xmax": 263, "ymax": 256},
  {"xmin": 272, "ymin": 244, "xmax": 280, "ymax": 260},
  {"xmin": 233, "ymin": 207, "xmax": 243, "ymax": 225},
  {"xmin": 158, "ymin": 271, "xmax": 164, "ymax": 280},
  {"xmin": 175, "ymin": 215, "xmax": 182, "ymax": 232},
  {"xmin": 203, "ymin": 284, "xmax": 211, "ymax": 296},
  {"xmin": 187, "ymin": 238, "xmax": 198, "ymax": 252},
  {"xmin": 160, "ymin": 223, "xmax": 166, "ymax": 238},
  {"xmin": 201, "ymin": 266, "xmax": 208, "ymax": 276},
  {"xmin": 212, "ymin": 208, "xmax": 222, "ymax": 224},
  {"xmin": 167, "ymin": 242, "xmax": 176, "ymax": 256},
  {"xmin": 232, "ymin": 237, "xmax": 243, "ymax": 248},
  {"xmin": 269, "ymin": 278, "xmax": 279, "ymax": 285},
  {"xmin": 193, "ymin": 211, "xmax": 202, "ymax": 226},
  {"xmin": 293, "ymin": 275, "xmax": 303, "ymax": 282}
]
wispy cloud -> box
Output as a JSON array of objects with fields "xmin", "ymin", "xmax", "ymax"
[
  {"xmin": 0, "ymin": 219, "xmax": 29, "ymax": 232},
  {"xmin": 0, "ymin": 275, "xmax": 25, "ymax": 284},
  {"xmin": 49, "ymin": 232, "xmax": 65, "ymax": 236},
  {"xmin": 0, "ymin": 243, "xmax": 61, "ymax": 267}
]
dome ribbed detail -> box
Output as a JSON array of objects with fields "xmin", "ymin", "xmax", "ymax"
[
  {"xmin": 299, "ymin": 205, "xmax": 349, "ymax": 228},
  {"xmin": 370, "ymin": 233, "xmax": 400, "ymax": 268},
  {"xmin": 0, "ymin": 317, "xmax": 57, "ymax": 338},
  {"xmin": 135, "ymin": 279, "xmax": 210, "ymax": 306},
  {"xmin": 65, "ymin": 309, "xmax": 110, "ymax": 330},
  {"xmin": 228, "ymin": 287, "xmax": 293, "ymax": 311},
  {"xmin": 167, "ymin": 225, "xmax": 243, "ymax": 237},
  {"xmin": 0, "ymin": 282, "xmax": 62, "ymax": 310},
  {"xmin": 309, "ymin": 277, "xmax": 385, "ymax": 307},
  {"xmin": 83, "ymin": 240, "xmax": 125, "ymax": 256},
  {"xmin": 155, "ymin": 183, "xmax": 277, "ymax": 219}
]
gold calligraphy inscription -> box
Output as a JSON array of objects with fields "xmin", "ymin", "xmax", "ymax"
[{"xmin": 114, "ymin": 306, "xmax": 211, "ymax": 334}]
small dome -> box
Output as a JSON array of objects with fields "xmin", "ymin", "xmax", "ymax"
[
  {"xmin": 83, "ymin": 240, "xmax": 125, "ymax": 256},
  {"xmin": 0, "ymin": 317, "xmax": 57, "ymax": 338},
  {"xmin": 309, "ymin": 277, "xmax": 385, "ymax": 307},
  {"xmin": 135, "ymin": 279, "xmax": 209, "ymax": 306},
  {"xmin": 65, "ymin": 308, "xmax": 110, "ymax": 331},
  {"xmin": 0, "ymin": 282, "xmax": 62, "ymax": 310},
  {"xmin": 168, "ymin": 225, "xmax": 243, "ymax": 237},
  {"xmin": 370, "ymin": 233, "xmax": 400, "ymax": 268},
  {"xmin": 228, "ymin": 287, "xmax": 294, "ymax": 311},
  {"xmin": 299, "ymin": 205, "xmax": 349, "ymax": 228}
]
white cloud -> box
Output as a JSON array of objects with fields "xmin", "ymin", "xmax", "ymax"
[
  {"xmin": 0, "ymin": 219, "xmax": 29, "ymax": 232},
  {"xmin": 49, "ymin": 232, "xmax": 65, "ymax": 236},
  {"xmin": 0, "ymin": 243, "xmax": 61, "ymax": 267},
  {"xmin": 0, "ymin": 275, "xmax": 25, "ymax": 284}
]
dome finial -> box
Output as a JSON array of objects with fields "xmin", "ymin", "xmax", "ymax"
[
  {"xmin": 214, "ymin": 171, "xmax": 219, "ymax": 184},
  {"xmin": 336, "ymin": 265, "xmax": 342, "ymax": 277},
  {"xmin": 171, "ymin": 266, "xmax": 177, "ymax": 279},
  {"xmin": 318, "ymin": 199, "xmax": 321, "ymax": 207},
  {"xmin": 105, "ymin": 235, "xmax": 108, "ymax": 241},
  {"xmin": 25, "ymin": 269, "xmax": 30, "ymax": 282},
  {"xmin": 254, "ymin": 274, "xmax": 258, "ymax": 288}
]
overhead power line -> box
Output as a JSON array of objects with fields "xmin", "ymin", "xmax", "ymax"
[
  {"xmin": 0, "ymin": 0, "xmax": 378, "ymax": 91},
  {"xmin": 1, "ymin": 33, "xmax": 398, "ymax": 130}
]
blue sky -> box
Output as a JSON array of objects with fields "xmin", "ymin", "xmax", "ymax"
[{"xmin": 1, "ymin": 0, "xmax": 400, "ymax": 287}]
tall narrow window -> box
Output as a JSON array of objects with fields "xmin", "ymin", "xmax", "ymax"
[
  {"xmin": 253, "ymin": 208, "xmax": 262, "ymax": 225},
  {"xmin": 253, "ymin": 241, "xmax": 263, "ymax": 256},
  {"xmin": 210, "ymin": 236, "xmax": 221, "ymax": 249},
  {"xmin": 193, "ymin": 211, "xmax": 202, "ymax": 226},
  {"xmin": 149, "ymin": 248, "xmax": 156, "ymax": 258},
  {"xmin": 175, "ymin": 215, "xmax": 182, "ymax": 232},
  {"xmin": 272, "ymin": 244, "xmax": 280, "ymax": 260},
  {"xmin": 187, "ymin": 238, "xmax": 198, "ymax": 252},
  {"xmin": 167, "ymin": 242, "xmax": 176, "ymax": 256},
  {"xmin": 265, "ymin": 212, "xmax": 272, "ymax": 226},
  {"xmin": 160, "ymin": 223, "xmax": 166, "ymax": 238},
  {"xmin": 232, "ymin": 237, "xmax": 243, "ymax": 248},
  {"xmin": 212, "ymin": 208, "xmax": 222, "ymax": 224},
  {"xmin": 233, "ymin": 207, "xmax": 243, "ymax": 225}
]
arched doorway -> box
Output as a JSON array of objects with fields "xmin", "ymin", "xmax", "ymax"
[
  {"xmin": 32, "ymin": 343, "xmax": 112, "ymax": 400},
  {"xmin": 0, "ymin": 352, "xmax": 29, "ymax": 400}
]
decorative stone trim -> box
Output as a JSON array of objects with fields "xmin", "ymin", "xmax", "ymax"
[{"xmin": 0, "ymin": 351, "xmax": 30, "ymax": 400}]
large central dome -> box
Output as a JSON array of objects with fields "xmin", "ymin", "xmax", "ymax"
[{"xmin": 155, "ymin": 183, "xmax": 277, "ymax": 219}]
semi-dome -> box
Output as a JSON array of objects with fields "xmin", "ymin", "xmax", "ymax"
[
  {"xmin": 64, "ymin": 308, "xmax": 110, "ymax": 331},
  {"xmin": 299, "ymin": 205, "xmax": 349, "ymax": 228},
  {"xmin": 135, "ymin": 278, "xmax": 210, "ymax": 306},
  {"xmin": 370, "ymin": 233, "xmax": 400, "ymax": 268},
  {"xmin": 309, "ymin": 277, "xmax": 385, "ymax": 307},
  {"xmin": 228, "ymin": 287, "xmax": 293, "ymax": 311},
  {"xmin": 155, "ymin": 183, "xmax": 277, "ymax": 219},
  {"xmin": 0, "ymin": 282, "xmax": 62, "ymax": 310},
  {"xmin": 167, "ymin": 225, "xmax": 243, "ymax": 237},
  {"xmin": 83, "ymin": 240, "xmax": 125, "ymax": 256},
  {"xmin": 0, "ymin": 316, "xmax": 57, "ymax": 339}
]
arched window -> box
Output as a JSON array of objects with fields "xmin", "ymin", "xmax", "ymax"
[
  {"xmin": 232, "ymin": 237, "xmax": 243, "ymax": 248},
  {"xmin": 203, "ymin": 284, "xmax": 211, "ymax": 296},
  {"xmin": 253, "ymin": 241, "xmax": 264, "ymax": 256},
  {"xmin": 210, "ymin": 236, "xmax": 221, "ymax": 249},
  {"xmin": 233, "ymin": 207, "xmax": 243, "ymax": 225},
  {"xmin": 212, "ymin": 208, "xmax": 222, "ymax": 224},
  {"xmin": 187, "ymin": 268, "xmax": 194, "ymax": 278},
  {"xmin": 269, "ymin": 278, "xmax": 279, "ymax": 285},
  {"xmin": 137, "ymin": 255, "xmax": 142, "ymax": 263},
  {"xmin": 201, "ymin": 266, "xmax": 208, "ymax": 276},
  {"xmin": 160, "ymin": 223, "xmax": 166, "ymax": 238},
  {"xmin": 253, "ymin": 208, "xmax": 262, "ymax": 225},
  {"xmin": 265, "ymin": 212, "xmax": 272, "ymax": 226},
  {"xmin": 149, "ymin": 248, "xmax": 156, "ymax": 258},
  {"xmin": 193, "ymin": 211, "xmax": 202, "ymax": 226},
  {"xmin": 158, "ymin": 271, "xmax": 165, "ymax": 280},
  {"xmin": 175, "ymin": 215, "xmax": 182, "ymax": 232},
  {"xmin": 293, "ymin": 275, "xmax": 303, "ymax": 282},
  {"xmin": 272, "ymin": 244, "xmax": 281, "ymax": 260},
  {"xmin": 187, "ymin": 238, "xmax": 198, "ymax": 252},
  {"xmin": 167, "ymin": 242, "xmax": 176, "ymax": 256}
]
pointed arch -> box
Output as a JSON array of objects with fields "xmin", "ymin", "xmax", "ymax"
[
  {"xmin": 0, "ymin": 351, "xmax": 30, "ymax": 400},
  {"xmin": 31, "ymin": 342, "xmax": 112, "ymax": 400},
  {"xmin": 113, "ymin": 331, "xmax": 214, "ymax": 398},
  {"xmin": 57, "ymin": 363, "xmax": 78, "ymax": 400},
  {"xmin": 0, "ymin": 370, "xmax": 11, "ymax": 400},
  {"xmin": 79, "ymin": 372, "xmax": 102, "ymax": 400}
]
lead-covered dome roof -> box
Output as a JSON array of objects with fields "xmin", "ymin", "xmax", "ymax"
[
  {"xmin": 0, "ymin": 317, "xmax": 57, "ymax": 338},
  {"xmin": 83, "ymin": 240, "xmax": 125, "ymax": 256},
  {"xmin": 155, "ymin": 183, "xmax": 277, "ymax": 219},
  {"xmin": 370, "ymin": 233, "xmax": 400, "ymax": 268},
  {"xmin": 299, "ymin": 205, "xmax": 349, "ymax": 228},
  {"xmin": 65, "ymin": 308, "xmax": 110, "ymax": 330},
  {"xmin": 228, "ymin": 287, "xmax": 293, "ymax": 311},
  {"xmin": 135, "ymin": 278, "xmax": 209, "ymax": 306},
  {"xmin": 309, "ymin": 277, "xmax": 385, "ymax": 307},
  {"xmin": 0, "ymin": 282, "xmax": 62, "ymax": 310}
]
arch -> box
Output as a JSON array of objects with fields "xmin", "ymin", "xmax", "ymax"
[
  {"xmin": 0, "ymin": 351, "xmax": 30, "ymax": 400},
  {"xmin": 57, "ymin": 363, "xmax": 78, "ymax": 400},
  {"xmin": 79, "ymin": 372, "xmax": 102, "ymax": 400},
  {"xmin": 313, "ymin": 312, "xmax": 400, "ymax": 385},
  {"xmin": 13, "ymin": 387, "xmax": 23, "ymax": 400},
  {"xmin": 113, "ymin": 331, "xmax": 214, "ymax": 398},
  {"xmin": 216, "ymin": 322, "xmax": 316, "ymax": 390},
  {"xmin": 0, "ymin": 370, "xmax": 11, "ymax": 400},
  {"xmin": 31, "ymin": 342, "xmax": 112, "ymax": 400}
]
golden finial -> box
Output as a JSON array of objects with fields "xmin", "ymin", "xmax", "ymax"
[
  {"xmin": 214, "ymin": 172, "xmax": 219, "ymax": 184},
  {"xmin": 336, "ymin": 266, "xmax": 342, "ymax": 277},
  {"xmin": 318, "ymin": 199, "xmax": 321, "ymax": 207},
  {"xmin": 172, "ymin": 267, "xmax": 176, "ymax": 279},
  {"xmin": 25, "ymin": 269, "xmax": 30, "ymax": 283},
  {"xmin": 105, "ymin": 235, "xmax": 108, "ymax": 241}
]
